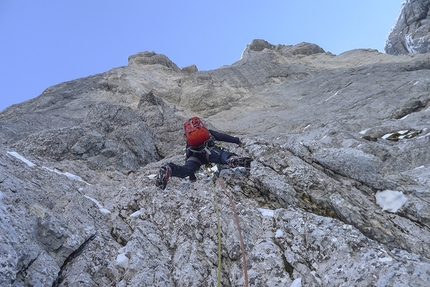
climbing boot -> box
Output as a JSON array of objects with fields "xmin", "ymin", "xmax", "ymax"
[
  {"xmin": 227, "ymin": 156, "xmax": 253, "ymax": 170},
  {"xmin": 155, "ymin": 165, "xmax": 171, "ymax": 189}
]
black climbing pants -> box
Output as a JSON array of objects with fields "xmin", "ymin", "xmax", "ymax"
[{"xmin": 168, "ymin": 147, "xmax": 236, "ymax": 181}]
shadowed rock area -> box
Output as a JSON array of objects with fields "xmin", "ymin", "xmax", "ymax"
[{"xmin": 1, "ymin": 38, "xmax": 430, "ymax": 286}]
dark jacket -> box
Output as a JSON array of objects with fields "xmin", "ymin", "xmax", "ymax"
[{"xmin": 185, "ymin": 129, "xmax": 241, "ymax": 159}]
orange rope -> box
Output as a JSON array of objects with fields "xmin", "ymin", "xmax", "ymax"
[{"xmin": 214, "ymin": 174, "xmax": 249, "ymax": 287}]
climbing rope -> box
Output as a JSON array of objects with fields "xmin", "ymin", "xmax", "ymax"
[
  {"xmin": 211, "ymin": 179, "xmax": 222, "ymax": 287},
  {"xmin": 211, "ymin": 168, "xmax": 249, "ymax": 287}
]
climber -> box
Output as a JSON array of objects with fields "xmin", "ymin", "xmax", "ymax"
[{"xmin": 155, "ymin": 116, "xmax": 253, "ymax": 189}]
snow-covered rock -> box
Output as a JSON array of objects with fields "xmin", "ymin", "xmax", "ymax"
[{"xmin": 375, "ymin": 190, "xmax": 408, "ymax": 212}]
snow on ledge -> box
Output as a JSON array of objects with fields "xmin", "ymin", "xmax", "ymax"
[
  {"xmin": 257, "ymin": 208, "xmax": 275, "ymax": 217},
  {"xmin": 116, "ymin": 253, "xmax": 129, "ymax": 269},
  {"xmin": 290, "ymin": 278, "xmax": 302, "ymax": 287},
  {"xmin": 6, "ymin": 151, "xmax": 90, "ymax": 185},
  {"xmin": 375, "ymin": 190, "xmax": 408, "ymax": 213},
  {"xmin": 84, "ymin": 195, "xmax": 111, "ymax": 214},
  {"xmin": 42, "ymin": 166, "xmax": 91, "ymax": 185},
  {"xmin": 148, "ymin": 174, "xmax": 157, "ymax": 180},
  {"xmin": 7, "ymin": 151, "xmax": 36, "ymax": 167},
  {"xmin": 130, "ymin": 208, "xmax": 145, "ymax": 218}
]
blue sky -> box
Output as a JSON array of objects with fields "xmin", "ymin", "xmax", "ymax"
[{"xmin": 1, "ymin": 0, "xmax": 404, "ymax": 112}]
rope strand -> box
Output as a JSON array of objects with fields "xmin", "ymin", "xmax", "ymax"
[
  {"xmin": 214, "ymin": 173, "xmax": 249, "ymax": 287},
  {"xmin": 211, "ymin": 179, "xmax": 222, "ymax": 287}
]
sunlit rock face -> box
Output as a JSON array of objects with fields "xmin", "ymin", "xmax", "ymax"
[
  {"xmin": 385, "ymin": 0, "xmax": 430, "ymax": 55},
  {"xmin": 1, "ymin": 38, "xmax": 430, "ymax": 286}
]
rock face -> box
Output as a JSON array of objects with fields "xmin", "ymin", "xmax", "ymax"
[
  {"xmin": 1, "ymin": 40, "xmax": 430, "ymax": 286},
  {"xmin": 385, "ymin": 0, "xmax": 430, "ymax": 54}
]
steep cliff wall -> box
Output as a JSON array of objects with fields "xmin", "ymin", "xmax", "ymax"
[
  {"xmin": 386, "ymin": 0, "xmax": 430, "ymax": 54},
  {"xmin": 1, "ymin": 40, "xmax": 429, "ymax": 286}
]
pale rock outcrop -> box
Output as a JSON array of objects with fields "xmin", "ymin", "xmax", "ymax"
[{"xmin": 386, "ymin": 0, "xmax": 430, "ymax": 54}]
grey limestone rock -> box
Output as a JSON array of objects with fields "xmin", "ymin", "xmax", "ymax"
[
  {"xmin": 128, "ymin": 51, "xmax": 181, "ymax": 72},
  {"xmin": 1, "ymin": 37, "xmax": 430, "ymax": 286},
  {"xmin": 181, "ymin": 64, "xmax": 198, "ymax": 73},
  {"xmin": 386, "ymin": 0, "xmax": 430, "ymax": 54}
]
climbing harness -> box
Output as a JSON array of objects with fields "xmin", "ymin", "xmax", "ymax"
[
  {"xmin": 187, "ymin": 139, "xmax": 216, "ymax": 162},
  {"xmin": 188, "ymin": 139, "xmax": 230, "ymax": 164},
  {"xmin": 187, "ymin": 139, "xmax": 215, "ymax": 154}
]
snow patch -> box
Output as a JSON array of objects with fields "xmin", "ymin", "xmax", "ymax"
[
  {"xmin": 359, "ymin": 128, "xmax": 370, "ymax": 135},
  {"xmin": 64, "ymin": 172, "xmax": 85, "ymax": 182},
  {"xmin": 199, "ymin": 206, "xmax": 207, "ymax": 213},
  {"xmin": 98, "ymin": 208, "xmax": 111, "ymax": 215},
  {"xmin": 42, "ymin": 167, "xmax": 91, "ymax": 185},
  {"xmin": 379, "ymin": 257, "xmax": 393, "ymax": 263},
  {"xmin": 257, "ymin": 208, "xmax": 275, "ymax": 217},
  {"xmin": 311, "ymin": 271, "xmax": 322, "ymax": 284},
  {"xmin": 5, "ymin": 152, "xmax": 90, "ymax": 185},
  {"xmin": 290, "ymin": 278, "xmax": 302, "ymax": 287},
  {"xmin": 417, "ymin": 132, "xmax": 430, "ymax": 139},
  {"xmin": 275, "ymin": 229, "xmax": 283, "ymax": 238},
  {"xmin": 84, "ymin": 195, "xmax": 111, "ymax": 214},
  {"xmin": 382, "ymin": 130, "xmax": 417, "ymax": 140},
  {"xmin": 130, "ymin": 208, "xmax": 145, "ymax": 218},
  {"xmin": 116, "ymin": 253, "xmax": 129, "ymax": 269},
  {"xmin": 375, "ymin": 190, "xmax": 408, "ymax": 213},
  {"xmin": 7, "ymin": 151, "xmax": 36, "ymax": 167},
  {"xmin": 405, "ymin": 34, "xmax": 426, "ymax": 54},
  {"xmin": 382, "ymin": 133, "xmax": 392, "ymax": 139}
]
